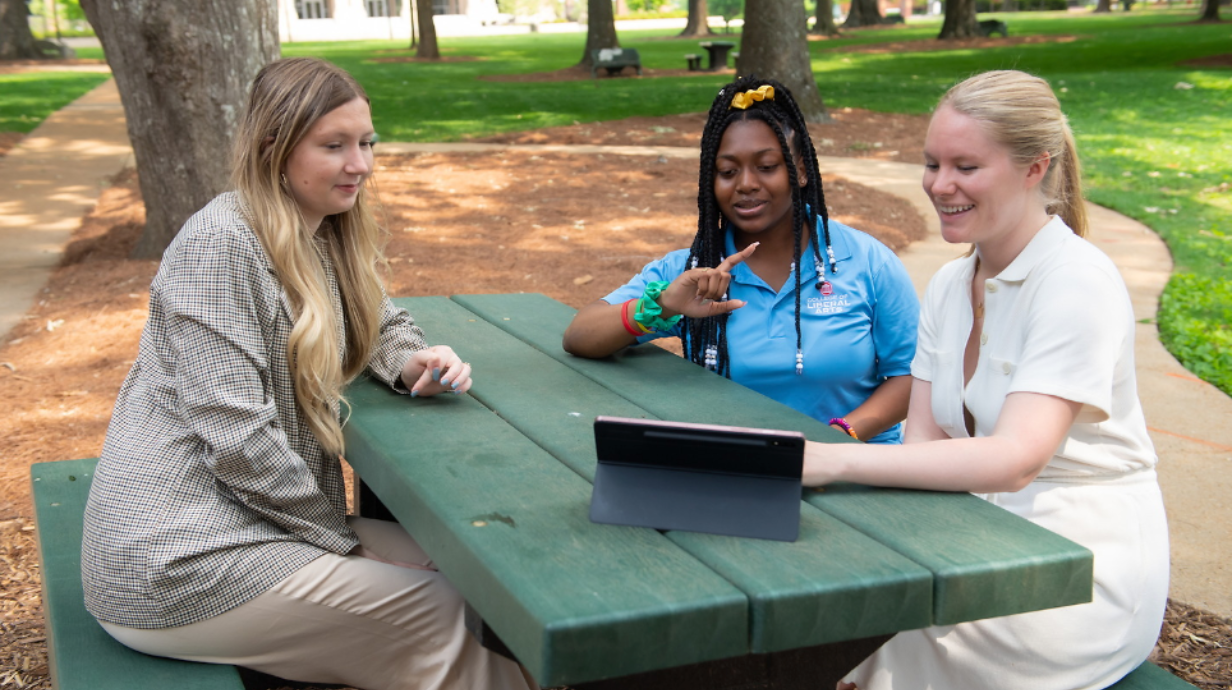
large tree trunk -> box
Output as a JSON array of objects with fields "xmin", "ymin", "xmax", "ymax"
[
  {"xmin": 679, "ymin": 0, "xmax": 715, "ymax": 36},
  {"xmin": 738, "ymin": 0, "xmax": 829, "ymax": 123},
  {"xmin": 415, "ymin": 0, "xmax": 440, "ymax": 58},
  {"xmin": 1093, "ymin": 0, "xmax": 1112, "ymax": 12},
  {"xmin": 1199, "ymin": 0, "xmax": 1220, "ymax": 21},
  {"xmin": 80, "ymin": 0, "xmax": 279, "ymax": 258},
  {"xmin": 0, "ymin": 0, "xmax": 43, "ymax": 59},
  {"xmin": 938, "ymin": 0, "xmax": 979, "ymax": 38},
  {"xmin": 842, "ymin": 0, "xmax": 881, "ymax": 28},
  {"xmin": 813, "ymin": 0, "xmax": 840, "ymax": 36},
  {"xmin": 578, "ymin": 0, "xmax": 619, "ymax": 67}
]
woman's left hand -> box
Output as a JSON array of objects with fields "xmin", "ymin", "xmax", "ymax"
[{"xmin": 401, "ymin": 345, "xmax": 472, "ymax": 397}]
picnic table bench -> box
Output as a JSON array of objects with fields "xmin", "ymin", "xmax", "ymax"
[
  {"xmin": 698, "ymin": 41, "xmax": 737, "ymax": 70},
  {"xmin": 590, "ymin": 48, "xmax": 642, "ymax": 78},
  {"xmin": 30, "ymin": 293, "xmax": 1198, "ymax": 690}
]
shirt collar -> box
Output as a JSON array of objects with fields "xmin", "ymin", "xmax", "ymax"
[
  {"xmin": 719, "ymin": 211, "xmax": 850, "ymax": 287},
  {"xmin": 979, "ymin": 215, "xmax": 1073, "ymax": 283}
]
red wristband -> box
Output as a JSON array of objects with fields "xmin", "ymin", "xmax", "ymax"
[{"xmin": 620, "ymin": 299, "xmax": 643, "ymax": 336}]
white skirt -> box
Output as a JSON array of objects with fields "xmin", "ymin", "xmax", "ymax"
[{"xmin": 844, "ymin": 470, "xmax": 1170, "ymax": 690}]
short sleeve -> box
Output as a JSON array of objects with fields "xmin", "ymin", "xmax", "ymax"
[
  {"xmin": 911, "ymin": 263, "xmax": 956, "ymax": 384},
  {"xmin": 1008, "ymin": 264, "xmax": 1131, "ymax": 423}
]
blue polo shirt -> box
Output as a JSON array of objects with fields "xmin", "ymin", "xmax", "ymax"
[{"xmin": 604, "ymin": 219, "xmax": 919, "ymax": 444}]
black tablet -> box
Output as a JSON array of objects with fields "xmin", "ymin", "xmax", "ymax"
[{"xmin": 590, "ymin": 416, "xmax": 805, "ymax": 542}]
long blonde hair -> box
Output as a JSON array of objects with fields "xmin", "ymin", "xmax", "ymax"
[
  {"xmin": 939, "ymin": 70, "xmax": 1088, "ymax": 237},
  {"xmin": 232, "ymin": 57, "xmax": 386, "ymax": 456}
]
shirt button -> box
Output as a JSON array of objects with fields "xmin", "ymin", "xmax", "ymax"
[
  {"xmin": 1001, "ymin": 361, "xmax": 1012, "ymax": 374},
  {"xmin": 986, "ymin": 283, "xmax": 999, "ymax": 294},
  {"xmin": 980, "ymin": 333, "xmax": 988, "ymax": 345}
]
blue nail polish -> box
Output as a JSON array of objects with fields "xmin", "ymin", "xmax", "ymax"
[
  {"xmin": 410, "ymin": 390, "xmax": 419, "ymax": 398},
  {"xmin": 452, "ymin": 389, "xmax": 464, "ymax": 395},
  {"xmin": 441, "ymin": 377, "xmax": 451, "ymax": 387},
  {"xmin": 432, "ymin": 367, "xmax": 441, "ymax": 382},
  {"xmin": 451, "ymin": 380, "xmax": 461, "ymax": 390}
]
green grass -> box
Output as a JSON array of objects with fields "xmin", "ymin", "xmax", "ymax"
[
  {"xmin": 6, "ymin": 10, "xmax": 1229, "ymax": 394},
  {"xmin": 0, "ymin": 71, "xmax": 109, "ymax": 133},
  {"xmin": 282, "ymin": 9, "xmax": 1231, "ymax": 395}
]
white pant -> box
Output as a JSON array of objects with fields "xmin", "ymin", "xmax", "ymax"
[{"xmin": 101, "ymin": 517, "xmax": 538, "ymax": 690}]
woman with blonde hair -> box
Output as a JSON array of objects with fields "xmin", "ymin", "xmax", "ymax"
[
  {"xmin": 81, "ymin": 57, "xmax": 536, "ymax": 690},
  {"xmin": 808, "ymin": 70, "xmax": 1169, "ymax": 689}
]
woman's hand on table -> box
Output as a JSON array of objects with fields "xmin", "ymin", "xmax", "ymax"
[
  {"xmin": 658, "ymin": 242, "xmax": 759, "ymax": 319},
  {"xmin": 401, "ymin": 345, "xmax": 472, "ymax": 397}
]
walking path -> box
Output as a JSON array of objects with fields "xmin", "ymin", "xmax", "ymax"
[{"xmin": 4, "ymin": 78, "xmax": 1230, "ymax": 616}]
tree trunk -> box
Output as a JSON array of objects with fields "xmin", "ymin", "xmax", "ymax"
[
  {"xmin": 813, "ymin": 0, "xmax": 840, "ymax": 36},
  {"xmin": 578, "ymin": 0, "xmax": 619, "ymax": 67},
  {"xmin": 738, "ymin": 0, "xmax": 829, "ymax": 123},
  {"xmin": 80, "ymin": 0, "xmax": 279, "ymax": 258},
  {"xmin": 415, "ymin": 0, "xmax": 440, "ymax": 58},
  {"xmin": 1093, "ymin": 0, "xmax": 1112, "ymax": 12},
  {"xmin": 409, "ymin": 0, "xmax": 418, "ymax": 48},
  {"xmin": 679, "ymin": 0, "xmax": 715, "ymax": 36},
  {"xmin": 938, "ymin": 0, "xmax": 979, "ymax": 38},
  {"xmin": 1199, "ymin": 0, "xmax": 1220, "ymax": 21},
  {"xmin": 0, "ymin": 0, "xmax": 43, "ymax": 59},
  {"xmin": 842, "ymin": 0, "xmax": 881, "ymax": 28}
]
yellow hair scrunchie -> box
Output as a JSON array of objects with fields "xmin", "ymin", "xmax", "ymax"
[{"xmin": 730, "ymin": 85, "xmax": 775, "ymax": 110}]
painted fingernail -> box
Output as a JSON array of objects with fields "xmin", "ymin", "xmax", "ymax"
[
  {"xmin": 432, "ymin": 367, "xmax": 440, "ymax": 382},
  {"xmin": 410, "ymin": 390, "xmax": 419, "ymax": 398},
  {"xmin": 441, "ymin": 377, "xmax": 451, "ymax": 386},
  {"xmin": 452, "ymin": 389, "xmax": 464, "ymax": 395},
  {"xmin": 451, "ymin": 379, "xmax": 461, "ymax": 389}
]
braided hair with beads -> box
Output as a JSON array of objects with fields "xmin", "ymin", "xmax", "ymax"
[{"xmin": 683, "ymin": 75, "xmax": 835, "ymax": 378}]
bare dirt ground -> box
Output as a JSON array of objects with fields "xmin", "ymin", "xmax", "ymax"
[{"xmin": 0, "ymin": 99, "xmax": 1228, "ymax": 689}]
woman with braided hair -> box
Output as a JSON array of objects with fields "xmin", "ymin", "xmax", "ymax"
[{"xmin": 563, "ymin": 76, "xmax": 919, "ymax": 444}]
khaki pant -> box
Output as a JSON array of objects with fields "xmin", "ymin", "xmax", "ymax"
[{"xmin": 101, "ymin": 517, "xmax": 538, "ymax": 690}]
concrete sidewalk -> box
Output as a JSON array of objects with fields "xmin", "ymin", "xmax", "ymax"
[{"xmin": 3, "ymin": 78, "xmax": 1229, "ymax": 616}]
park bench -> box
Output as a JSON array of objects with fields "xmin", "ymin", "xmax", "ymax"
[
  {"xmin": 978, "ymin": 18, "xmax": 1009, "ymax": 36},
  {"xmin": 30, "ymin": 458, "xmax": 344, "ymax": 690},
  {"xmin": 590, "ymin": 47, "xmax": 642, "ymax": 78},
  {"xmin": 685, "ymin": 53, "xmax": 702, "ymax": 71}
]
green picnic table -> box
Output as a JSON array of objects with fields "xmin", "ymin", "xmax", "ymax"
[{"xmin": 342, "ymin": 293, "xmax": 1094, "ymax": 689}]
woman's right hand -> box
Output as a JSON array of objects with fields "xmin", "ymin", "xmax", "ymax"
[
  {"xmin": 561, "ymin": 242, "xmax": 758, "ymax": 359},
  {"xmin": 656, "ymin": 242, "xmax": 758, "ymax": 319}
]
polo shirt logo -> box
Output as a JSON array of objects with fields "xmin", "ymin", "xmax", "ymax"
[{"xmin": 807, "ymin": 294, "xmax": 851, "ymax": 315}]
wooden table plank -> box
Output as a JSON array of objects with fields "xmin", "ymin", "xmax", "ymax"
[
  {"xmin": 396, "ymin": 296, "xmax": 933, "ymax": 654},
  {"xmin": 451, "ymin": 292, "xmax": 1095, "ymax": 627},
  {"xmin": 343, "ymin": 336, "xmax": 748, "ymax": 685},
  {"xmin": 804, "ymin": 484, "xmax": 1094, "ymax": 625}
]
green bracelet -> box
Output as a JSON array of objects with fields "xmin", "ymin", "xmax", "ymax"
[{"xmin": 633, "ymin": 281, "xmax": 683, "ymax": 333}]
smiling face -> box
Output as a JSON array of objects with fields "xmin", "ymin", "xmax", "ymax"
[
  {"xmin": 922, "ymin": 104, "xmax": 1050, "ymax": 253},
  {"xmin": 283, "ymin": 96, "xmax": 375, "ymax": 231},
  {"xmin": 713, "ymin": 119, "xmax": 807, "ymax": 244}
]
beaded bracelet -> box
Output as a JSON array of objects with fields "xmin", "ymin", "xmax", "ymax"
[
  {"xmin": 828, "ymin": 417, "xmax": 859, "ymax": 440},
  {"xmin": 633, "ymin": 281, "xmax": 683, "ymax": 333}
]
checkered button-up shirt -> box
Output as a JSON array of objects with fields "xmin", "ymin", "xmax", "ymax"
[{"xmin": 82, "ymin": 192, "xmax": 427, "ymax": 628}]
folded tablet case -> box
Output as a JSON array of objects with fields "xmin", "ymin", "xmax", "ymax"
[{"xmin": 589, "ymin": 416, "xmax": 805, "ymax": 542}]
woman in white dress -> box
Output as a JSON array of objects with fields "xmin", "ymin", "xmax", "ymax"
[{"xmin": 803, "ymin": 70, "xmax": 1170, "ymax": 690}]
